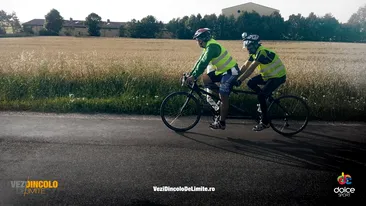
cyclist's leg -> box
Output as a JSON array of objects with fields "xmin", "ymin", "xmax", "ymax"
[
  {"xmin": 255, "ymin": 75, "xmax": 286, "ymax": 129},
  {"xmin": 247, "ymin": 74, "xmax": 266, "ymax": 94},
  {"xmin": 203, "ymin": 71, "xmax": 222, "ymax": 111},
  {"xmin": 247, "ymin": 74, "xmax": 270, "ymax": 130},
  {"xmin": 203, "ymin": 71, "xmax": 221, "ymax": 92},
  {"xmin": 210, "ymin": 67, "xmax": 239, "ymax": 130}
]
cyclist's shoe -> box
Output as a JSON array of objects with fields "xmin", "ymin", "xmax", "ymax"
[
  {"xmin": 209, "ymin": 121, "xmax": 226, "ymax": 130},
  {"xmin": 252, "ymin": 122, "xmax": 270, "ymax": 131},
  {"xmin": 213, "ymin": 114, "xmax": 220, "ymax": 122},
  {"xmin": 212, "ymin": 110, "xmax": 220, "ymax": 122}
]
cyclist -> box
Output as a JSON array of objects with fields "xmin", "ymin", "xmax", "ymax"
[
  {"xmin": 186, "ymin": 28, "xmax": 240, "ymax": 130},
  {"xmin": 236, "ymin": 32, "xmax": 287, "ymax": 131}
]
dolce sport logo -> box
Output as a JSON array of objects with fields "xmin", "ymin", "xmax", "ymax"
[
  {"xmin": 337, "ymin": 172, "xmax": 352, "ymax": 185},
  {"xmin": 334, "ymin": 172, "xmax": 355, "ymax": 197}
]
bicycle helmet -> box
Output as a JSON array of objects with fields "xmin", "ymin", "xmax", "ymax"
[
  {"xmin": 242, "ymin": 32, "xmax": 260, "ymax": 48},
  {"xmin": 193, "ymin": 28, "xmax": 212, "ymax": 42}
]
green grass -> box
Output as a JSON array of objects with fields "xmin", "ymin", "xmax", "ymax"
[{"xmin": 0, "ymin": 66, "xmax": 365, "ymax": 121}]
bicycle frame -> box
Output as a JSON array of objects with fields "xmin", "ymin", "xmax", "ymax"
[{"xmin": 183, "ymin": 80, "xmax": 260, "ymax": 119}]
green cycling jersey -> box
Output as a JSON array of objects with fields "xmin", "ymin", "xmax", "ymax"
[{"xmin": 190, "ymin": 43, "xmax": 221, "ymax": 79}]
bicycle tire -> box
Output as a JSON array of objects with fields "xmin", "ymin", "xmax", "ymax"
[
  {"xmin": 268, "ymin": 95, "xmax": 310, "ymax": 136},
  {"xmin": 160, "ymin": 91, "xmax": 202, "ymax": 132}
]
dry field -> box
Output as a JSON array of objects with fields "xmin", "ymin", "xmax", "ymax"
[{"xmin": 0, "ymin": 37, "xmax": 365, "ymax": 120}]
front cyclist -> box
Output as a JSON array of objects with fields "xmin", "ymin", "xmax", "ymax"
[{"xmin": 186, "ymin": 28, "xmax": 240, "ymax": 130}]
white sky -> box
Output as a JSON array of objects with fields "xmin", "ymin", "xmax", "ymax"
[{"xmin": 1, "ymin": 0, "xmax": 365, "ymax": 23}]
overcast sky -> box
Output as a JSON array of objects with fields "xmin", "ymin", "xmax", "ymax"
[{"xmin": 2, "ymin": 0, "xmax": 365, "ymax": 23}]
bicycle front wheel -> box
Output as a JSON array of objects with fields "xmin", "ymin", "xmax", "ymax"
[
  {"xmin": 268, "ymin": 95, "xmax": 309, "ymax": 136},
  {"xmin": 160, "ymin": 92, "xmax": 202, "ymax": 132}
]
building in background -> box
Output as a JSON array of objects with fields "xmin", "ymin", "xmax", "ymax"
[
  {"xmin": 22, "ymin": 18, "xmax": 125, "ymax": 37},
  {"xmin": 22, "ymin": 19, "xmax": 44, "ymax": 34},
  {"xmin": 222, "ymin": 2, "xmax": 279, "ymax": 18}
]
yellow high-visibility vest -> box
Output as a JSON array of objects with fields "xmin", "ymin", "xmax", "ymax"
[
  {"xmin": 205, "ymin": 39, "xmax": 237, "ymax": 75},
  {"xmin": 251, "ymin": 46, "xmax": 286, "ymax": 81}
]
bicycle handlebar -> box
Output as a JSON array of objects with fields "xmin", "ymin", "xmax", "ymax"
[
  {"xmin": 180, "ymin": 73, "xmax": 187, "ymax": 87},
  {"xmin": 181, "ymin": 73, "xmax": 197, "ymax": 88}
]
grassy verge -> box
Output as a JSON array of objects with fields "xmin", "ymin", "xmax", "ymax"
[{"xmin": 0, "ymin": 66, "xmax": 365, "ymax": 121}]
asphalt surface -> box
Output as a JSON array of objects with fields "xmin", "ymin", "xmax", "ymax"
[{"xmin": 0, "ymin": 112, "xmax": 365, "ymax": 206}]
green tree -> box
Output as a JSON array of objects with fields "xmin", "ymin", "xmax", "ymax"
[
  {"xmin": 186, "ymin": 14, "xmax": 199, "ymax": 35},
  {"xmin": 336, "ymin": 23, "xmax": 362, "ymax": 42},
  {"xmin": 215, "ymin": 14, "xmax": 225, "ymax": 39},
  {"xmin": 126, "ymin": 19, "xmax": 141, "ymax": 38},
  {"xmin": 236, "ymin": 11, "xmax": 262, "ymax": 39},
  {"xmin": 85, "ymin": 13, "xmax": 102, "ymax": 36},
  {"xmin": 196, "ymin": 14, "xmax": 206, "ymax": 29},
  {"xmin": 348, "ymin": 4, "xmax": 366, "ymax": 27},
  {"xmin": 348, "ymin": 4, "xmax": 366, "ymax": 41},
  {"xmin": 166, "ymin": 18, "xmax": 180, "ymax": 38},
  {"xmin": 0, "ymin": 10, "xmax": 10, "ymax": 34},
  {"xmin": 0, "ymin": 27, "xmax": 5, "ymax": 35},
  {"xmin": 261, "ymin": 11, "xmax": 285, "ymax": 40},
  {"xmin": 178, "ymin": 16, "xmax": 192, "ymax": 39},
  {"xmin": 318, "ymin": 13, "xmax": 340, "ymax": 41},
  {"xmin": 44, "ymin": 9, "xmax": 64, "ymax": 35},
  {"xmin": 202, "ymin": 14, "xmax": 218, "ymax": 37},
  {"xmin": 228, "ymin": 15, "xmax": 238, "ymax": 40},
  {"xmin": 9, "ymin": 12, "xmax": 21, "ymax": 33},
  {"xmin": 285, "ymin": 14, "xmax": 307, "ymax": 40},
  {"xmin": 167, "ymin": 16, "xmax": 191, "ymax": 39},
  {"xmin": 139, "ymin": 15, "xmax": 163, "ymax": 38},
  {"xmin": 304, "ymin": 12, "xmax": 321, "ymax": 41},
  {"xmin": 216, "ymin": 15, "xmax": 236, "ymax": 40}
]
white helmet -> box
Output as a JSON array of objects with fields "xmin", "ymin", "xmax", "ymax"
[{"xmin": 242, "ymin": 32, "xmax": 260, "ymax": 48}]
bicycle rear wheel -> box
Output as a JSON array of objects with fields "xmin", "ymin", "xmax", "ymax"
[
  {"xmin": 268, "ymin": 95, "xmax": 309, "ymax": 136},
  {"xmin": 160, "ymin": 92, "xmax": 202, "ymax": 132}
]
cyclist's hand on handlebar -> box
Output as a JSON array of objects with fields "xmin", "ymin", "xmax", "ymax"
[
  {"xmin": 234, "ymin": 79, "xmax": 242, "ymax": 87},
  {"xmin": 181, "ymin": 73, "xmax": 189, "ymax": 86},
  {"xmin": 185, "ymin": 75, "xmax": 195, "ymax": 85}
]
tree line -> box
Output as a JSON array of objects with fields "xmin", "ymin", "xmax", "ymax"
[
  {"xmin": 1, "ymin": 4, "xmax": 365, "ymax": 42},
  {"xmin": 161, "ymin": 4, "xmax": 366, "ymax": 42},
  {"xmin": 0, "ymin": 10, "xmax": 21, "ymax": 34}
]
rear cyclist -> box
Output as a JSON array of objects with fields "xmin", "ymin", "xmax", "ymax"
[{"xmin": 236, "ymin": 32, "xmax": 287, "ymax": 131}]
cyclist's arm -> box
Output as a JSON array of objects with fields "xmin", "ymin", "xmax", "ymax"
[
  {"xmin": 239, "ymin": 60, "xmax": 252, "ymax": 74},
  {"xmin": 238, "ymin": 51, "xmax": 268, "ymax": 82},
  {"xmin": 189, "ymin": 52, "xmax": 204, "ymax": 76},
  {"xmin": 239, "ymin": 54, "xmax": 255, "ymax": 74},
  {"xmin": 190, "ymin": 44, "xmax": 221, "ymax": 79},
  {"xmin": 237, "ymin": 61, "xmax": 260, "ymax": 82}
]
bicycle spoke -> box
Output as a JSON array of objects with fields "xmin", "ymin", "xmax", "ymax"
[
  {"xmin": 291, "ymin": 101, "xmax": 300, "ymax": 114},
  {"xmin": 279, "ymin": 123, "xmax": 285, "ymax": 132},
  {"xmin": 160, "ymin": 92, "xmax": 202, "ymax": 132},
  {"xmin": 169, "ymin": 112, "xmax": 182, "ymax": 125},
  {"xmin": 169, "ymin": 98, "xmax": 193, "ymax": 125},
  {"xmin": 269, "ymin": 95, "xmax": 309, "ymax": 136},
  {"xmin": 180, "ymin": 97, "xmax": 191, "ymax": 113}
]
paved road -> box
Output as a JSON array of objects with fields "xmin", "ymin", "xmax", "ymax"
[{"xmin": 0, "ymin": 112, "xmax": 365, "ymax": 205}]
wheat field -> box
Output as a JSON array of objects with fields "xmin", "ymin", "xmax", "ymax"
[{"xmin": 0, "ymin": 37, "xmax": 365, "ymax": 120}]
